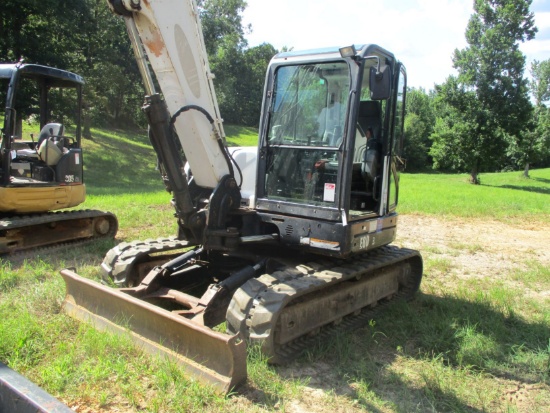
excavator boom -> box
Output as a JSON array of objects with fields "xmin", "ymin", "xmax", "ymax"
[{"xmin": 109, "ymin": 0, "xmax": 230, "ymax": 189}]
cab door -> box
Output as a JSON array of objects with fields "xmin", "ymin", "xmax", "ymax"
[{"xmin": 386, "ymin": 63, "xmax": 406, "ymax": 214}]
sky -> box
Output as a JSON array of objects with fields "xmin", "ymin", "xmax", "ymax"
[{"xmin": 242, "ymin": 0, "xmax": 550, "ymax": 91}]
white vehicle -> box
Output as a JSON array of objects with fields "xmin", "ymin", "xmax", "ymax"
[{"xmin": 61, "ymin": 0, "xmax": 423, "ymax": 393}]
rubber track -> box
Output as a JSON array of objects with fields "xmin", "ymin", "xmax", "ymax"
[
  {"xmin": 1, "ymin": 209, "xmax": 117, "ymax": 257},
  {"xmin": 226, "ymin": 245, "xmax": 422, "ymax": 364},
  {"xmin": 101, "ymin": 236, "xmax": 192, "ymax": 285}
]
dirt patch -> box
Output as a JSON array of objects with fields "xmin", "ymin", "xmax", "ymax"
[
  {"xmin": 397, "ymin": 214, "xmax": 550, "ymax": 268},
  {"xmin": 396, "ymin": 214, "xmax": 550, "ymax": 301}
]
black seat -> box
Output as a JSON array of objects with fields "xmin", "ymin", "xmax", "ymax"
[
  {"xmin": 357, "ymin": 101, "xmax": 381, "ymax": 138},
  {"xmin": 357, "ymin": 101, "xmax": 382, "ymax": 183}
]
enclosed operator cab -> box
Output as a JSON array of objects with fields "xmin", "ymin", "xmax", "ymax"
[{"xmin": 255, "ymin": 44, "xmax": 407, "ymax": 258}]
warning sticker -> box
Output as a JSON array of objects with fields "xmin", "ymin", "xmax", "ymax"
[{"xmin": 323, "ymin": 183, "xmax": 336, "ymax": 202}]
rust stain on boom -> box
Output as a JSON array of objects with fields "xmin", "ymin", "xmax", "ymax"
[{"xmin": 60, "ymin": 269, "xmax": 247, "ymax": 393}]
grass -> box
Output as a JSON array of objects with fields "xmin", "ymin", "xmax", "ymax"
[
  {"xmin": 399, "ymin": 169, "xmax": 550, "ymax": 222},
  {"xmin": 224, "ymin": 124, "xmax": 259, "ymax": 147},
  {"xmin": 1, "ymin": 124, "xmax": 549, "ymax": 412}
]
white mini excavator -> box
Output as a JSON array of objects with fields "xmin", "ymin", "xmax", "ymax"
[{"xmin": 61, "ymin": 0, "xmax": 423, "ymax": 393}]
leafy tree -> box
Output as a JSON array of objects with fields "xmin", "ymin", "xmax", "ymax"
[
  {"xmin": 530, "ymin": 59, "xmax": 550, "ymax": 105},
  {"xmin": 198, "ymin": 0, "xmax": 246, "ymax": 124},
  {"xmin": 0, "ymin": 0, "xmax": 273, "ymax": 131},
  {"xmin": 0, "ymin": 0, "xmax": 143, "ymax": 130},
  {"xmin": 430, "ymin": 76, "xmax": 497, "ymax": 173},
  {"xmin": 197, "ymin": 0, "xmax": 250, "ymax": 56},
  {"xmin": 199, "ymin": 0, "xmax": 276, "ymax": 126},
  {"xmin": 510, "ymin": 59, "xmax": 550, "ymax": 176},
  {"xmin": 432, "ymin": 0, "xmax": 537, "ymax": 183},
  {"xmin": 509, "ymin": 106, "xmax": 550, "ymax": 177},
  {"xmin": 1, "ymin": 0, "xmax": 75, "ymax": 65},
  {"xmin": 0, "ymin": 1, "xmax": 115, "ymax": 71},
  {"xmin": 212, "ymin": 42, "xmax": 276, "ymax": 126},
  {"xmin": 403, "ymin": 87, "xmax": 435, "ymax": 171},
  {"xmin": 240, "ymin": 43, "xmax": 277, "ymax": 126},
  {"xmin": 77, "ymin": 1, "xmax": 143, "ymax": 130}
]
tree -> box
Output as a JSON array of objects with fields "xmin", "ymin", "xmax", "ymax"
[
  {"xmin": 433, "ymin": 0, "xmax": 537, "ymax": 183},
  {"xmin": 0, "ymin": 0, "xmax": 144, "ymax": 130},
  {"xmin": 511, "ymin": 59, "xmax": 550, "ymax": 176},
  {"xmin": 403, "ymin": 87, "xmax": 435, "ymax": 171},
  {"xmin": 77, "ymin": 1, "xmax": 144, "ymax": 129},
  {"xmin": 197, "ymin": 0, "xmax": 250, "ymax": 56},
  {"xmin": 198, "ymin": 0, "xmax": 247, "ymax": 124},
  {"xmin": 430, "ymin": 76, "xmax": 495, "ymax": 173},
  {"xmin": 529, "ymin": 59, "xmax": 550, "ymax": 106},
  {"xmin": 510, "ymin": 106, "xmax": 550, "ymax": 177},
  {"xmin": 0, "ymin": 0, "xmax": 103, "ymax": 71},
  {"xmin": 199, "ymin": 0, "xmax": 276, "ymax": 126},
  {"xmin": 0, "ymin": 0, "xmax": 272, "ymax": 131},
  {"xmin": 240, "ymin": 43, "xmax": 277, "ymax": 126}
]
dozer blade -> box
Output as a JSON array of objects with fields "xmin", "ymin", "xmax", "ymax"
[{"xmin": 60, "ymin": 269, "xmax": 247, "ymax": 393}]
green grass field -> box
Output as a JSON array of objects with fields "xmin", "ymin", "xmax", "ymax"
[
  {"xmin": 1, "ymin": 125, "xmax": 548, "ymax": 412},
  {"xmin": 400, "ymin": 170, "xmax": 550, "ymax": 222}
]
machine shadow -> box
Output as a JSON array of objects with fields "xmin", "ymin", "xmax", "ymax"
[
  {"xmin": 481, "ymin": 183, "xmax": 550, "ymax": 195},
  {"xmin": 3, "ymin": 237, "xmax": 114, "ymax": 271},
  {"xmin": 260, "ymin": 292, "xmax": 548, "ymax": 412},
  {"xmin": 531, "ymin": 176, "xmax": 550, "ymax": 185}
]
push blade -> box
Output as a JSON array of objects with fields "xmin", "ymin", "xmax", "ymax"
[{"xmin": 60, "ymin": 269, "xmax": 247, "ymax": 393}]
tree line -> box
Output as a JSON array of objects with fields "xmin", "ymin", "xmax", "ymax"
[
  {"xmin": 404, "ymin": 0, "xmax": 550, "ymax": 180},
  {"xmin": 1, "ymin": 0, "xmax": 549, "ymax": 180},
  {"xmin": 405, "ymin": 60, "xmax": 550, "ymax": 179},
  {"xmin": 0, "ymin": 0, "xmax": 272, "ymax": 129}
]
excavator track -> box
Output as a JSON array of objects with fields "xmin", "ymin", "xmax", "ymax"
[
  {"xmin": 101, "ymin": 236, "xmax": 193, "ymax": 286},
  {"xmin": 227, "ymin": 245, "xmax": 422, "ymax": 364},
  {"xmin": 0, "ymin": 209, "xmax": 118, "ymax": 255}
]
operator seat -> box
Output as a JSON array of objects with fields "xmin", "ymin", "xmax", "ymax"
[
  {"xmin": 37, "ymin": 123, "xmax": 64, "ymax": 148},
  {"xmin": 357, "ymin": 101, "xmax": 382, "ymax": 182},
  {"xmin": 357, "ymin": 101, "xmax": 381, "ymax": 139},
  {"xmin": 37, "ymin": 123, "xmax": 64, "ymax": 166}
]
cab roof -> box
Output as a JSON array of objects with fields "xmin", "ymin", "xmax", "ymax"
[
  {"xmin": 274, "ymin": 45, "xmax": 366, "ymax": 59},
  {"xmin": 272, "ymin": 44, "xmax": 395, "ymax": 64},
  {"xmin": 0, "ymin": 63, "xmax": 84, "ymax": 87}
]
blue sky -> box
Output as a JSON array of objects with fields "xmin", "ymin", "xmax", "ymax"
[{"xmin": 242, "ymin": 0, "xmax": 550, "ymax": 91}]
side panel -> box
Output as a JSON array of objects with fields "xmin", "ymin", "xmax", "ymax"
[
  {"xmin": 0, "ymin": 185, "xmax": 86, "ymax": 213},
  {"xmin": 257, "ymin": 212, "xmax": 397, "ymax": 257},
  {"xmin": 129, "ymin": 0, "xmax": 230, "ymax": 188}
]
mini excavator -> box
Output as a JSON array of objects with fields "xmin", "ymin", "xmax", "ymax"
[
  {"xmin": 0, "ymin": 63, "xmax": 117, "ymax": 254},
  {"xmin": 61, "ymin": 0, "xmax": 423, "ymax": 393}
]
